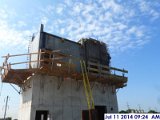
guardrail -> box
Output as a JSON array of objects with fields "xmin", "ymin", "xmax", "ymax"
[
  {"xmin": 0, "ymin": 49, "xmax": 75, "ymax": 78},
  {"xmin": 87, "ymin": 61, "xmax": 128, "ymax": 77}
]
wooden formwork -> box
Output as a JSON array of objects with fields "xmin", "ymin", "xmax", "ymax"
[{"xmin": 0, "ymin": 49, "xmax": 128, "ymax": 89}]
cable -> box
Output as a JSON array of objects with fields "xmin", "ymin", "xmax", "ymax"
[{"xmin": 9, "ymin": 84, "xmax": 21, "ymax": 94}]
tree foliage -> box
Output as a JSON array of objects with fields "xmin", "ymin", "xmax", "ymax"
[{"xmin": 148, "ymin": 110, "xmax": 158, "ymax": 113}]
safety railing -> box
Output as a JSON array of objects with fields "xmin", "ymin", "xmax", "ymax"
[
  {"xmin": 0, "ymin": 49, "xmax": 76, "ymax": 80},
  {"xmin": 87, "ymin": 61, "xmax": 128, "ymax": 77}
]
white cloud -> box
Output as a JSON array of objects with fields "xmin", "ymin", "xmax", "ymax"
[
  {"xmin": 64, "ymin": 0, "xmax": 73, "ymax": 7},
  {"xmin": 41, "ymin": 16, "xmax": 48, "ymax": 25},
  {"xmin": 100, "ymin": 0, "xmax": 123, "ymax": 13},
  {"xmin": 40, "ymin": 5, "xmax": 55, "ymax": 15},
  {"xmin": 1, "ymin": 0, "xmax": 159, "ymax": 55},
  {"xmin": 56, "ymin": 4, "xmax": 64, "ymax": 14},
  {"xmin": 40, "ymin": 0, "xmax": 159, "ymax": 53},
  {"xmin": 138, "ymin": 0, "xmax": 160, "ymax": 20},
  {"xmin": 73, "ymin": 3, "xmax": 82, "ymax": 14},
  {"xmin": 127, "ymin": 26, "xmax": 145, "ymax": 38},
  {"xmin": 127, "ymin": 26, "xmax": 137, "ymax": 34},
  {"xmin": 0, "ymin": 9, "xmax": 33, "ymax": 54},
  {"xmin": 17, "ymin": 21, "xmax": 27, "ymax": 27},
  {"xmin": 60, "ymin": 28, "xmax": 65, "ymax": 35},
  {"xmin": 0, "ymin": 22, "xmax": 30, "ymax": 51},
  {"xmin": 0, "ymin": 9, "xmax": 8, "ymax": 19}
]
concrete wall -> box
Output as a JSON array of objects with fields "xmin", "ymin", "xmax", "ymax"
[
  {"xmin": 18, "ymin": 74, "xmax": 118, "ymax": 120},
  {"xmin": 41, "ymin": 33, "xmax": 82, "ymax": 72},
  {"xmin": 18, "ymin": 80, "xmax": 33, "ymax": 120},
  {"xmin": 30, "ymin": 31, "xmax": 41, "ymax": 68}
]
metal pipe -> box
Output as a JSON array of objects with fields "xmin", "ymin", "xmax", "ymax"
[{"xmin": 4, "ymin": 96, "xmax": 9, "ymax": 120}]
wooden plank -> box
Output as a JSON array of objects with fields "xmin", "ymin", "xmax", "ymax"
[
  {"xmin": 88, "ymin": 61, "xmax": 128, "ymax": 73},
  {"xmin": 10, "ymin": 58, "xmax": 72, "ymax": 66},
  {"xmin": 88, "ymin": 61, "xmax": 110, "ymax": 69},
  {"xmin": 41, "ymin": 49, "xmax": 70, "ymax": 57},
  {"xmin": 88, "ymin": 61, "xmax": 99, "ymax": 66},
  {"xmin": 87, "ymin": 67, "xmax": 99, "ymax": 72},
  {"xmin": 2, "ymin": 52, "xmax": 44, "ymax": 58},
  {"xmin": 10, "ymin": 60, "xmax": 40, "ymax": 65},
  {"xmin": 101, "ymin": 70, "xmax": 110, "ymax": 74},
  {"xmin": 100, "ymin": 65, "xmax": 110, "ymax": 70},
  {"xmin": 1, "ymin": 66, "xmax": 127, "ymax": 88},
  {"xmin": 37, "ymin": 49, "xmax": 40, "ymax": 68},
  {"xmin": 1, "ymin": 49, "xmax": 66, "ymax": 58},
  {"xmin": 41, "ymin": 49, "xmax": 61, "ymax": 54},
  {"xmin": 53, "ymin": 52, "xmax": 71, "ymax": 57},
  {"xmin": 110, "ymin": 67, "xmax": 128, "ymax": 73}
]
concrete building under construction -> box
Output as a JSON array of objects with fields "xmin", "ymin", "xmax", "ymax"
[{"xmin": 0, "ymin": 24, "xmax": 128, "ymax": 120}]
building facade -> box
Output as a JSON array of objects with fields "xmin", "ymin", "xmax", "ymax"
[{"xmin": 1, "ymin": 24, "xmax": 128, "ymax": 120}]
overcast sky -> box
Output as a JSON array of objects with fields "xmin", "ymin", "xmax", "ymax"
[{"xmin": 0, "ymin": 0, "xmax": 160, "ymax": 118}]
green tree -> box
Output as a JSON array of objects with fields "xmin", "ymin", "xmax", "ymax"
[
  {"xmin": 148, "ymin": 110, "xmax": 157, "ymax": 113},
  {"xmin": 119, "ymin": 110, "xmax": 129, "ymax": 113}
]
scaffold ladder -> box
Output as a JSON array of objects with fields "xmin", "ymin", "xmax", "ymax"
[{"xmin": 80, "ymin": 60, "xmax": 95, "ymax": 110}]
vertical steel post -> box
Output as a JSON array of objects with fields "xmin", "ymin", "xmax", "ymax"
[{"xmin": 4, "ymin": 96, "xmax": 9, "ymax": 120}]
